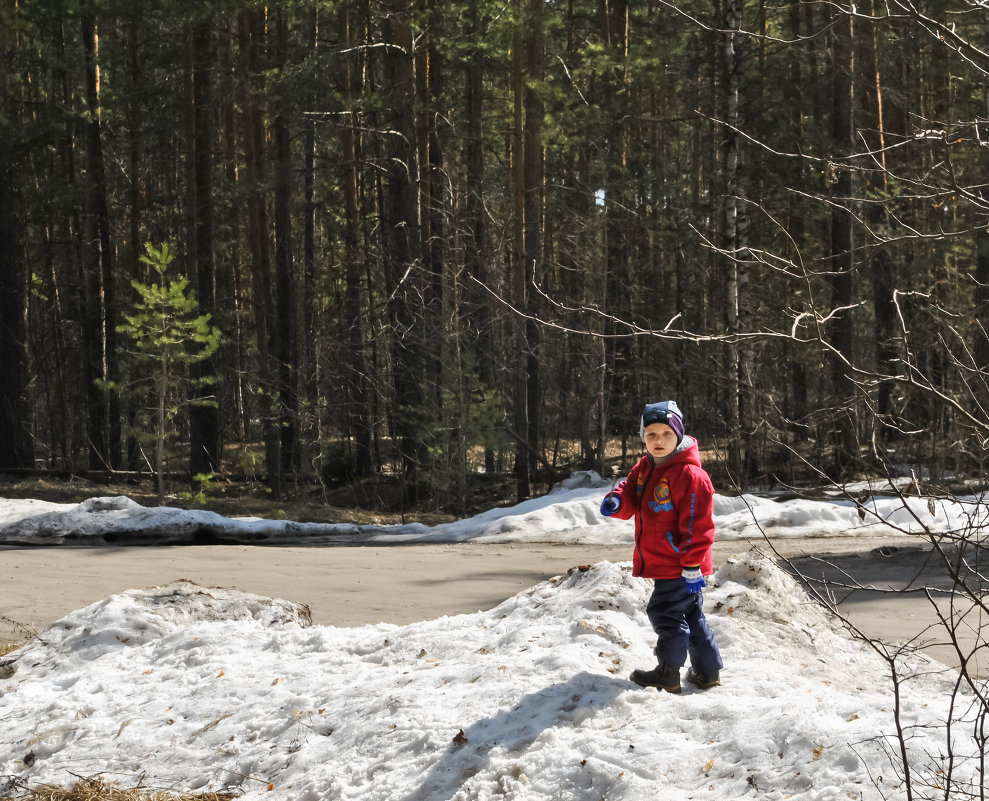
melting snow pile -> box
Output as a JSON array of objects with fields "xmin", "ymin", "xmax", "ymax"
[
  {"xmin": 0, "ymin": 551, "xmax": 981, "ymax": 801},
  {"xmin": 1, "ymin": 472, "xmax": 985, "ymax": 546}
]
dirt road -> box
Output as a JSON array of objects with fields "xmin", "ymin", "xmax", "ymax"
[{"xmin": 3, "ymin": 534, "xmax": 979, "ymax": 674}]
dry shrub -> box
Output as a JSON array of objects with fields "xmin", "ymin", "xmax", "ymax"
[{"xmin": 0, "ymin": 778, "xmax": 235, "ymax": 801}]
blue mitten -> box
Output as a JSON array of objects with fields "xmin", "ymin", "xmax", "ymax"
[
  {"xmin": 600, "ymin": 494, "xmax": 621, "ymax": 517},
  {"xmin": 681, "ymin": 566, "xmax": 706, "ymax": 593}
]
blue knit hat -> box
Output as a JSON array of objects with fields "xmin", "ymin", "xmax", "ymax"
[{"xmin": 639, "ymin": 401, "xmax": 684, "ymax": 445}]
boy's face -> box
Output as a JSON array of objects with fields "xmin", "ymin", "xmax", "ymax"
[{"xmin": 643, "ymin": 422, "xmax": 678, "ymax": 459}]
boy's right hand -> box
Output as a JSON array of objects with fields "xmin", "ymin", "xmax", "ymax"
[{"xmin": 600, "ymin": 494, "xmax": 621, "ymax": 516}]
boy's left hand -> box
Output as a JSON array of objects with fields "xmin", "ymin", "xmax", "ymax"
[
  {"xmin": 600, "ymin": 494, "xmax": 621, "ymax": 516},
  {"xmin": 681, "ymin": 566, "xmax": 706, "ymax": 593}
]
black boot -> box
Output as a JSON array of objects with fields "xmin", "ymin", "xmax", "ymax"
[
  {"xmin": 685, "ymin": 667, "xmax": 721, "ymax": 689},
  {"xmin": 629, "ymin": 662, "xmax": 681, "ymax": 693}
]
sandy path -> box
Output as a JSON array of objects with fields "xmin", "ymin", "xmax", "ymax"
[
  {"xmin": 4, "ymin": 542, "xmax": 633, "ymax": 632},
  {"xmin": 2, "ymin": 535, "xmax": 980, "ymax": 674}
]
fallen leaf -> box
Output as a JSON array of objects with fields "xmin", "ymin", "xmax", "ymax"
[
  {"xmin": 216, "ymin": 670, "xmax": 225, "ymax": 678},
  {"xmin": 453, "ymin": 729, "xmax": 468, "ymax": 745},
  {"xmin": 813, "ymin": 745, "xmax": 825, "ymax": 761},
  {"xmin": 703, "ymin": 758, "xmax": 715, "ymax": 775}
]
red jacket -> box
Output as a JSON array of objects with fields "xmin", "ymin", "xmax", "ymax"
[{"xmin": 605, "ymin": 437, "xmax": 716, "ymax": 579}]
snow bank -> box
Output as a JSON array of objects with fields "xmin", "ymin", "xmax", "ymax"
[
  {"xmin": 2, "ymin": 472, "xmax": 982, "ymax": 547},
  {"xmin": 0, "ymin": 551, "xmax": 978, "ymax": 800}
]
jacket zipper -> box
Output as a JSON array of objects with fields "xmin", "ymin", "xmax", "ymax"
[{"xmin": 634, "ymin": 461, "xmax": 654, "ymax": 574}]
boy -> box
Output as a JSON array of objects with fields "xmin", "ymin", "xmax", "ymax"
[{"xmin": 600, "ymin": 400, "xmax": 723, "ymax": 693}]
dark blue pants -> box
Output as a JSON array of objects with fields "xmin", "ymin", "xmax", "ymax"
[{"xmin": 646, "ymin": 578, "xmax": 723, "ymax": 675}]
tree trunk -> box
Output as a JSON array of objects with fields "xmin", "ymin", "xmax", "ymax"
[
  {"xmin": 976, "ymin": 203, "xmax": 989, "ymax": 411},
  {"xmin": 189, "ymin": 18, "xmax": 221, "ymax": 479},
  {"xmin": 338, "ymin": 4, "xmax": 373, "ymax": 479},
  {"xmin": 0, "ymin": 30, "xmax": 33, "ymax": 469},
  {"xmin": 723, "ymin": 0, "xmax": 748, "ymax": 478},
  {"xmin": 156, "ymin": 352, "xmax": 168, "ymax": 503},
  {"xmin": 123, "ymin": 16, "xmax": 143, "ymax": 471},
  {"xmin": 302, "ymin": 7, "xmax": 318, "ymax": 452},
  {"xmin": 827, "ymin": 6, "xmax": 858, "ymax": 475},
  {"xmin": 601, "ymin": 0, "xmax": 632, "ymax": 460},
  {"xmin": 522, "ymin": 0, "xmax": 544, "ymax": 492},
  {"xmin": 239, "ymin": 9, "xmax": 280, "ymax": 494},
  {"xmin": 273, "ymin": 8, "xmax": 299, "ymax": 486},
  {"xmin": 80, "ymin": 12, "xmax": 120, "ymax": 470},
  {"xmin": 560, "ymin": 3, "xmax": 600, "ymax": 472},
  {"xmin": 783, "ymin": 0, "xmax": 808, "ymax": 432},
  {"xmin": 510, "ymin": 0, "xmax": 534, "ymax": 500},
  {"xmin": 859, "ymin": 3, "xmax": 898, "ymax": 438},
  {"xmin": 463, "ymin": 0, "xmax": 496, "ymax": 474},
  {"xmin": 54, "ymin": 16, "xmax": 84, "ymax": 467},
  {"xmin": 418, "ymin": 0, "xmax": 464, "ymax": 509},
  {"xmin": 416, "ymin": 3, "xmax": 444, "ymax": 400},
  {"xmin": 381, "ymin": 2, "xmax": 425, "ymax": 500}
]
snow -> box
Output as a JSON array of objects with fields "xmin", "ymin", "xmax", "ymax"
[
  {"xmin": 0, "ymin": 473, "xmax": 986, "ymax": 800},
  {"xmin": 0, "ymin": 470, "xmax": 980, "ymax": 547}
]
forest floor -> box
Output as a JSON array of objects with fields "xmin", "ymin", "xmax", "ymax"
[{"xmin": 0, "ymin": 471, "xmax": 458, "ymax": 528}]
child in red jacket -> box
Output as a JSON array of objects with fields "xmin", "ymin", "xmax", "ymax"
[{"xmin": 601, "ymin": 400, "xmax": 723, "ymax": 693}]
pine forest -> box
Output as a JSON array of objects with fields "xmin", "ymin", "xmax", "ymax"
[{"xmin": 1, "ymin": 0, "xmax": 988, "ymax": 513}]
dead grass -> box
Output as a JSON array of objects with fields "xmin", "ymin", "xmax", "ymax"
[
  {"xmin": 0, "ymin": 778, "xmax": 235, "ymax": 801},
  {"xmin": 0, "ymin": 616, "xmax": 35, "ymax": 657},
  {"xmin": 0, "ymin": 640, "xmax": 23, "ymax": 658}
]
